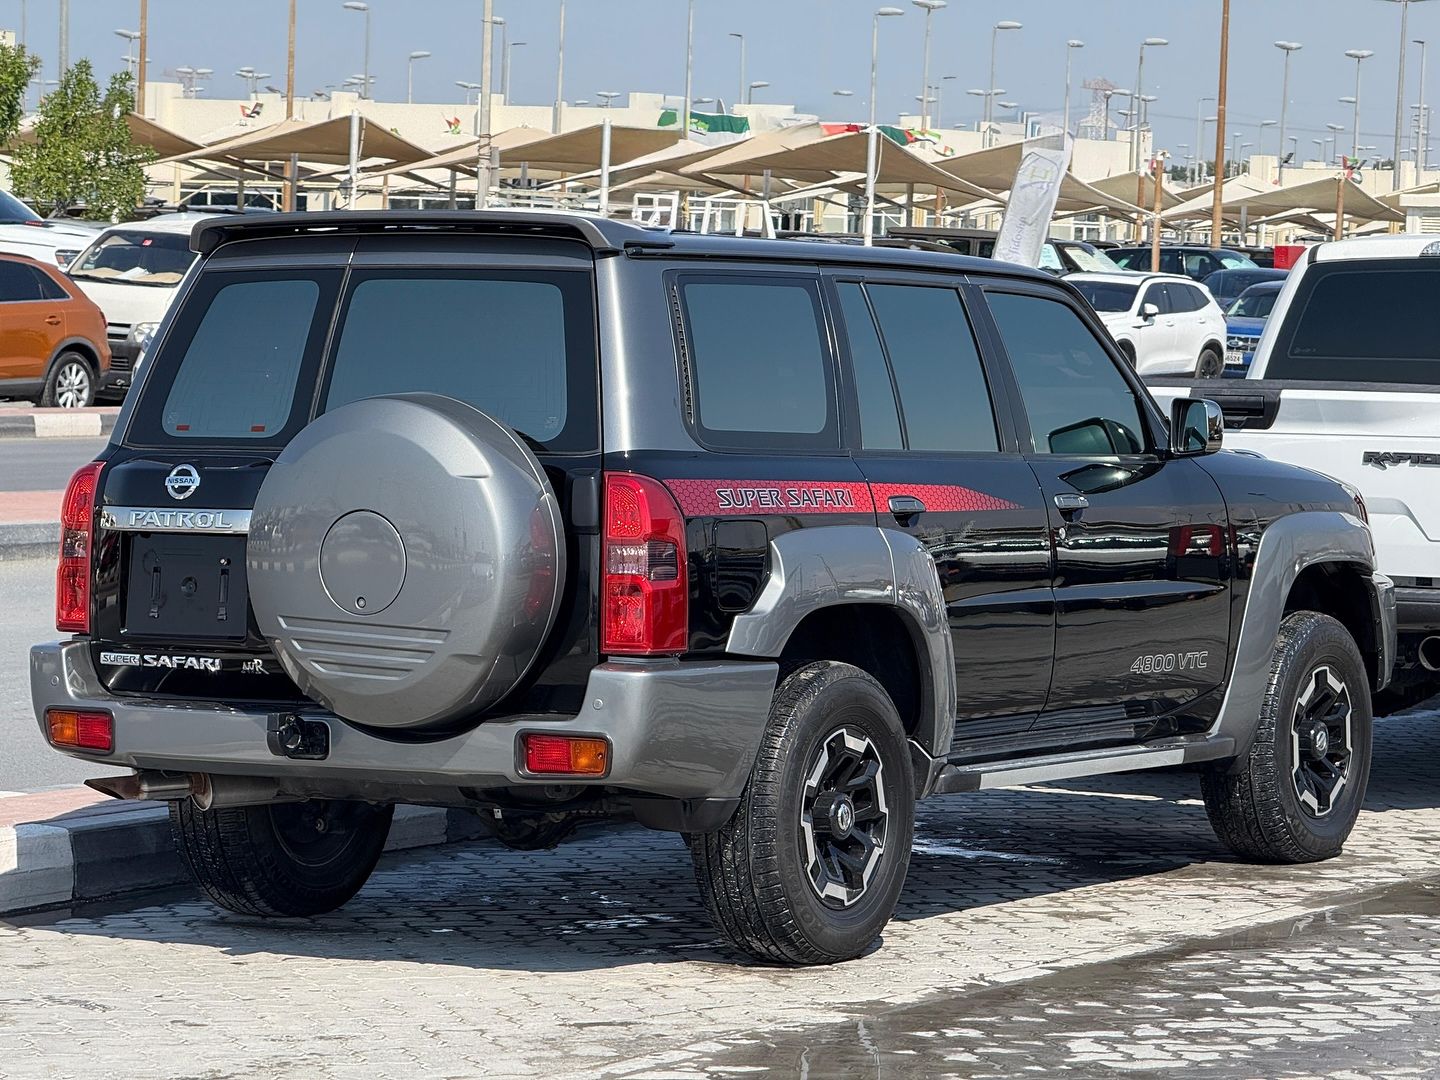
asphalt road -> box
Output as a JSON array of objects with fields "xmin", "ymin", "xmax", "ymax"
[
  {"xmin": 0, "ymin": 557, "xmax": 99, "ymax": 792},
  {"xmin": 0, "ymin": 437, "xmax": 109, "ymax": 493}
]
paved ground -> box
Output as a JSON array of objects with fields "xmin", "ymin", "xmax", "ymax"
[
  {"xmin": 0, "ymin": 558, "xmax": 97, "ymax": 792},
  {"xmin": 0, "ymin": 437, "xmax": 106, "ymax": 494},
  {"xmin": 2, "ymin": 709, "xmax": 1440, "ymax": 1078}
]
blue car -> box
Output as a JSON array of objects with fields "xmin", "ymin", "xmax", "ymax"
[{"xmin": 1224, "ymin": 280, "xmax": 1285, "ymax": 377}]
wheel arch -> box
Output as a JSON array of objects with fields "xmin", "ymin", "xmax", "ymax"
[
  {"xmin": 47, "ymin": 337, "xmax": 102, "ymax": 372},
  {"xmin": 1285, "ymin": 560, "xmax": 1382, "ymax": 690}
]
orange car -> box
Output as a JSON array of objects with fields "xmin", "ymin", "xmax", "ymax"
[{"xmin": 0, "ymin": 253, "xmax": 110, "ymax": 408}]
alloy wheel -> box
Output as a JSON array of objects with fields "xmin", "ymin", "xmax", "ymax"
[
  {"xmin": 55, "ymin": 361, "xmax": 91, "ymax": 408},
  {"xmin": 800, "ymin": 727, "xmax": 890, "ymax": 907},
  {"xmin": 1289, "ymin": 665, "xmax": 1353, "ymax": 818}
]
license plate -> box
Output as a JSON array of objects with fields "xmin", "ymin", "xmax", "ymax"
[{"xmin": 1225, "ymin": 348, "xmax": 1245, "ymax": 366}]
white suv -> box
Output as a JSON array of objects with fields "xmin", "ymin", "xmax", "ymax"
[
  {"xmin": 0, "ymin": 191, "xmax": 99, "ymax": 269},
  {"xmin": 1069, "ymin": 271, "xmax": 1228, "ymax": 378}
]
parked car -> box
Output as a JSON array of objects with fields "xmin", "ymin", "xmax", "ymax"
[
  {"xmin": 1069, "ymin": 271, "xmax": 1228, "ymax": 377},
  {"xmin": 1202, "ymin": 267, "xmax": 1290, "ymax": 310},
  {"xmin": 0, "ymin": 252, "xmax": 110, "ymax": 407},
  {"xmin": 0, "ymin": 191, "xmax": 100, "ymax": 269},
  {"xmin": 65, "ymin": 212, "xmax": 218, "ymax": 399},
  {"xmin": 885, "ymin": 226, "xmax": 1125, "ymax": 275},
  {"xmin": 1149, "ymin": 232, "xmax": 1440, "ymax": 711},
  {"xmin": 1223, "ymin": 280, "xmax": 1286, "ymax": 376},
  {"xmin": 1110, "ymin": 246, "xmax": 1258, "ymax": 280},
  {"xmin": 34, "ymin": 211, "xmax": 1392, "ymax": 967}
]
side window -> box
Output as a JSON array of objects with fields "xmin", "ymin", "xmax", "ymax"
[
  {"xmin": 30, "ymin": 267, "xmax": 67, "ymax": 300},
  {"xmin": 865, "ymin": 283, "xmax": 999, "ymax": 453},
  {"xmin": 1183, "ymin": 285, "xmax": 1209, "ymax": 312},
  {"xmin": 1038, "ymin": 244, "xmax": 1065, "ymax": 272},
  {"xmin": 836, "ymin": 283, "xmax": 903, "ymax": 450},
  {"xmin": 1141, "ymin": 283, "xmax": 1170, "ymax": 314},
  {"xmin": 1160, "ymin": 251, "xmax": 1183, "ymax": 276},
  {"xmin": 0, "ymin": 261, "xmax": 41, "ymax": 301},
  {"xmin": 986, "ymin": 291, "xmax": 1150, "ymax": 457},
  {"xmin": 679, "ymin": 276, "xmax": 836, "ymax": 449}
]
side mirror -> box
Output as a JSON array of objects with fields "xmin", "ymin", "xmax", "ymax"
[
  {"xmin": 1140, "ymin": 302, "xmax": 1160, "ymax": 321},
  {"xmin": 1170, "ymin": 398, "xmax": 1224, "ymax": 456}
]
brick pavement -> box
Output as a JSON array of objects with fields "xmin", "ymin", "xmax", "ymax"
[{"xmin": 1, "ymin": 710, "xmax": 1438, "ymax": 1079}]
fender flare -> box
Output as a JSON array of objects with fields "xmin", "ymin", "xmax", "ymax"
[{"xmin": 726, "ymin": 525, "xmax": 956, "ymax": 762}]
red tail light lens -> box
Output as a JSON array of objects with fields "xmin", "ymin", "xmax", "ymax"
[
  {"xmin": 46, "ymin": 708, "xmax": 113, "ymax": 752},
  {"xmin": 522, "ymin": 733, "xmax": 609, "ymax": 776},
  {"xmin": 601, "ymin": 473, "xmax": 688, "ymax": 655},
  {"xmin": 56, "ymin": 462, "xmax": 102, "ymax": 633}
]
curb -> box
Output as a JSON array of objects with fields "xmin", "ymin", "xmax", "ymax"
[
  {"xmin": 0, "ymin": 408, "xmax": 119, "ymax": 440},
  {"xmin": 0, "ymin": 796, "xmax": 489, "ymax": 916},
  {"xmin": 0, "ymin": 522, "xmax": 57, "ymax": 562}
]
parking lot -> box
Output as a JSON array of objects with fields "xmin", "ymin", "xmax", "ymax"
[{"xmin": 3, "ymin": 710, "xmax": 1439, "ymax": 1079}]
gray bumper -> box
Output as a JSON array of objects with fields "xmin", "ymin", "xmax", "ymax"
[{"xmin": 31, "ymin": 641, "xmax": 778, "ymax": 802}]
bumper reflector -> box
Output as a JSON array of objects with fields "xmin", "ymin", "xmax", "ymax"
[
  {"xmin": 47, "ymin": 709, "xmax": 114, "ymax": 753},
  {"xmin": 522, "ymin": 733, "xmax": 609, "ymax": 776}
]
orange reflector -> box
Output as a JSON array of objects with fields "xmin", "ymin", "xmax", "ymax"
[
  {"xmin": 523, "ymin": 734, "xmax": 609, "ymax": 776},
  {"xmin": 46, "ymin": 709, "xmax": 113, "ymax": 752}
]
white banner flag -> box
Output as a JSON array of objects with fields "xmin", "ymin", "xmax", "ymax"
[{"xmin": 993, "ymin": 135, "xmax": 1074, "ymax": 268}]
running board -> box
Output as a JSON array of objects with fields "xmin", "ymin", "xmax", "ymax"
[{"xmin": 930, "ymin": 737, "xmax": 1236, "ymax": 795}]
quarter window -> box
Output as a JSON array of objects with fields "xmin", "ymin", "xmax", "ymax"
[
  {"xmin": 987, "ymin": 291, "xmax": 1149, "ymax": 456},
  {"xmin": 0, "ymin": 261, "xmax": 42, "ymax": 301},
  {"xmin": 837, "ymin": 283, "xmax": 903, "ymax": 450}
]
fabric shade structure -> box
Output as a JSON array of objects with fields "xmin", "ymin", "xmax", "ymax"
[
  {"xmin": 124, "ymin": 113, "xmax": 204, "ymax": 158},
  {"xmin": 157, "ymin": 115, "xmax": 435, "ymax": 168},
  {"xmin": 1088, "ymin": 171, "xmax": 1187, "ymax": 212},
  {"xmin": 490, "ymin": 123, "xmax": 684, "ymax": 174},
  {"xmin": 929, "ymin": 141, "xmax": 1145, "ymax": 215},
  {"xmin": 1161, "ymin": 175, "xmax": 1270, "ymax": 222},
  {"xmin": 538, "ymin": 138, "xmax": 734, "ymax": 190},
  {"xmin": 1173, "ymin": 175, "xmax": 1403, "ymax": 225},
  {"xmin": 361, "ymin": 127, "xmax": 553, "ymax": 182}
]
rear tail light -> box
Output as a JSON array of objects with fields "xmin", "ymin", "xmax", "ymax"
[
  {"xmin": 46, "ymin": 708, "xmax": 113, "ymax": 752},
  {"xmin": 522, "ymin": 733, "xmax": 609, "ymax": 776},
  {"xmin": 56, "ymin": 461, "xmax": 102, "ymax": 633},
  {"xmin": 601, "ymin": 473, "xmax": 688, "ymax": 655}
]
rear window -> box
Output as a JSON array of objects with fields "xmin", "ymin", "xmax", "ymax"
[
  {"xmin": 1268, "ymin": 261, "xmax": 1440, "ymax": 383},
  {"xmin": 1071, "ymin": 280, "xmax": 1138, "ymax": 312},
  {"xmin": 1230, "ymin": 288, "xmax": 1278, "ymax": 319}
]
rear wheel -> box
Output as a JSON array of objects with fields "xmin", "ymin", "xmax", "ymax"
[
  {"xmin": 1201, "ymin": 612, "xmax": 1372, "ymax": 863},
  {"xmin": 170, "ymin": 798, "xmax": 393, "ymax": 916},
  {"xmin": 39, "ymin": 352, "xmax": 94, "ymax": 408},
  {"xmin": 689, "ymin": 661, "xmax": 915, "ymax": 966},
  {"xmin": 1196, "ymin": 346, "xmax": 1224, "ymax": 379}
]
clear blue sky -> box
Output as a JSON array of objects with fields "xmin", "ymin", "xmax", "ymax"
[{"xmin": 13, "ymin": 1, "xmax": 1436, "ymax": 160}]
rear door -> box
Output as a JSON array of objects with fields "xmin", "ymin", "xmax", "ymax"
[
  {"xmin": 976, "ymin": 283, "xmax": 1231, "ymax": 737},
  {"xmin": 0, "ymin": 260, "xmax": 50, "ymax": 381},
  {"xmin": 827, "ymin": 271, "xmax": 1054, "ymax": 731},
  {"xmin": 1134, "ymin": 280, "xmax": 1176, "ymax": 370}
]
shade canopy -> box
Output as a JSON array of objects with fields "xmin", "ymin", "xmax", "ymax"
[
  {"xmin": 1088, "ymin": 171, "xmax": 1187, "ymax": 211},
  {"xmin": 931, "ymin": 142, "xmax": 1145, "ymax": 215},
  {"xmin": 159, "ymin": 115, "xmax": 436, "ymax": 166},
  {"xmin": 362, "ymin": 127, "xmax": 553, "ymax": 181},
  {"xmin": 1180, "ymin": 175, "xmax": 1404, "ymax": 225},
  {"xmin": 489, "ymin": 123, "xmax": 684, "ymax": 173}
]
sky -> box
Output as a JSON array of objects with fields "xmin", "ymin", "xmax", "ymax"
[{"xmin": 10, "ymin": 1, "xmax": 1437, "ymax": 164}]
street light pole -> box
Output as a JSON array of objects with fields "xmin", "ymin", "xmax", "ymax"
[
  {"xmin": 985, "ymin": 21, "xmax": 1022, "ymax": 148},
  {"xmin": 1258, "ymin": 119, "xmax": 1277, "ymax": 158},
  {"xmin": 681, "ymin": 0, "xmax": 695, "ymax": 140},
  {"xmin": 476, "ymin": 0, "xmax": 495, "ymax": 205},
  {"xmin": 342, "ymin": 3, "xmax": 371, "ymax": 99},
  {"xmin": 1063, "ymin": 40, "xmax": 1084, "ymax": 136},
  {"xmin": 407, "ymin": 50, "xmax": 431, "ymax": 104},
  {"xmin": 1345, "ymin": 49, "xmax": 1374, "ymax": 162},
  {"xmin": 913, "ymin": 1, "xmax": 946, "ymax": 132},
  {"xmin": 865, "ymin": 6, "xmax": 905, "ymax": 245},
  {"xmin": 729, "ymin": 32, "xmax": 745, "ymax": 114},
  {"xmin": 1382, "ymin": 0, "xmax": 1435, "ymax": 189},
  {"xmin": 138, "ymin": 0, "xmax": 148, "ymax": 108},
  {"xmin": 1416, "ymin": 38, "xmax": 1429, "ymax": 177},
  {"xmin": 553, "ymin": 0, "xmax": 567, "ymax": 133},
  {"xmin": 489, "ymin": 17, "xmax": 505, "ymax": 101},
  {"xmin": 1275, "ymin": 40, "xmax": 1302, "ymax": 183},
  {"xmin": 746, "ymin": 80, "xmax": 769, "ymax": 104},
  {"xmin": 1194, "ymin": 96, "xmax": 1214, "ymax": 183},
  {"xmin": 1131, "ymin": 37, "xmax": 1168, "ymax": 172},
  {"xmin": 505, "ymin": 42, "xmax": 525, "ymax": 102},
  {"xmin": 285, "ymin": 0, "xmax": 296, "ymax": 120}
]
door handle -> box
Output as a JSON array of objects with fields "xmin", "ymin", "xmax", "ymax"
[
  {"xmin": 887, "ymin": 495, "xmax": 927, "ymax": 522},
  {"xmin": 1054, "ymin": 493, "xmax": 1089, "ymax": 517},
  {"xmin": 44, "ymin": 315, "xmax": 61, "ymax": 325}
]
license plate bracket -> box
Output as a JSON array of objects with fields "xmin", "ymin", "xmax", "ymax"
[{"xmin": 123, "ymin": 534, "xmax": 249, "ymax": 640}]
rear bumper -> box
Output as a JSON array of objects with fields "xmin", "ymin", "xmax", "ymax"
[
  {"xmin": 31, "ymin": 641, "xmax": 778, "ymax": 803},
  {"xmin": 1395, "ymin": 585, "xmax": 1440, "ymax": 635}
]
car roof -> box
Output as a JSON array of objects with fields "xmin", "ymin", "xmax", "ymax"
[
  {"xmin": 1312, "ymin": 233, "xmax": 1440, "ymax": 262},
  {"xmin": 1065, "ymin": 271, "xmax": 1195, "ymax": 286},
  {"xmin": 98, "ymin": 211, "xmax": 224, "ymax": 237},
  {"xmin": 1238, "ymin": 280, "xmax": 1286, "ymax": 293},
  {"xmin": 190, "ymin": 209, "xmax": 1057, "ymax": 282}
]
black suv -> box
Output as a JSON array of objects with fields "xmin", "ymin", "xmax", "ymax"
[
  {"xmin": 1110, "ymin": 245, "xmax": 1258, "ymax": 281},
  {"xmin": 32, "ymin": 212, "xmax": 1395, "ymax": 966}
]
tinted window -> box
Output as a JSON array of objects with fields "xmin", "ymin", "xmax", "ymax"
[
  {"xmin": 30, "ymin": 266, "xmax": 67, "ymax": 300},
  {"xmin": 680, "ymin": 277, "xmax": 834, "ymax": 447},
  {"xmin": 1167, "ymin": 284, "xmax": 1206, "ymax": 313},
  {"xmin": 1218, "ymin": 251, "xmax": 1257, "ymax": 269},
  {"xmin": 866, "ymin": 284, "xmax": 998, "ymax": 453},
  {"xmin": 0, "ymin": 261, "xmax": 42, "ymax": 301},
  {"xmin": 837, "ymin": 283, "xmax": 903, "ymax": 450},
  {"xmin": 1268, "ymin": 262, "xmax": 1440, "ymax": 383},
  {"xmin": 1111, "ymin": 250, "xmax": 1142, "ymax": 269},
  {"xmin": 1038, "ymin": 243, "xmax": 1065, "ymax": 272},
  {"xmin": 0, "ymin": 191, "xmax": 41, "ymax": 223},
  {"xmin": 1071, "ymin": 280, "xmax": 1139, "ymax": 313},
  {"xmin": 987, "ymin": 291, "xmax": 1148, "ymax": 456},
  {"xmin": 1141, "ymin": 283, "xmax": 1171, "ymax": 314},
  {"xmin": 161, "ymin": 278, "xmax": 320, "ymax": 439},
  {"xmin": 325, "ymin": 271, "xmax": 596, "ymax": 450},
  {"xmin": 70, "ymin": 230, "xmax": 194, "ymax": 286},
  {"xmin": 1230, "ymin": 287, "xmax": 1278, "ymax": 319}
]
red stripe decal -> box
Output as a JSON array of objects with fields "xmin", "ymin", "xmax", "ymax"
[{"xmin": 664, "ymin": 480, "xmax": 1019, "ymax": 516}]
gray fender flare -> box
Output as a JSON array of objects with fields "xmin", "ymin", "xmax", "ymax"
[
  {"xmin": 1211, "ymin": 510, "xmax": 1392, "ymax": 757},
  {"xmin": 726, "ymin": 525, "xmax": 956, "ymax": 761}
]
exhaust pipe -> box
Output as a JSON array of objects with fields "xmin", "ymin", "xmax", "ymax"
[
  {"xmin": 87, "ymin": 771, "xmax": 303, "ymax": 810},
  {"xmin": 1419, "ymin": 636, "xmax": 1440, "ymax": 672},
  {"xmin": 87, "ymin": 771, "xmax": 194, "ymax": 802}
]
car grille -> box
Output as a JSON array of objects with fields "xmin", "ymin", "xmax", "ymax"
[
  {"xmin": 1227, "ymin": 335, "xmax": 1257, "ymax": 351},
  {"xmin": 107, "ymin": 324, "xmax": 134, "ymax": 370}
]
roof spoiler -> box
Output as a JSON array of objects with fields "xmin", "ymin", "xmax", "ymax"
[{"xmin": 190, "ymin": 210, "xmax": 629, "ymax": 256}]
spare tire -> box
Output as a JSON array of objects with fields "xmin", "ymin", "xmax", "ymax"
[{"xmin": 247, "ymin": 393, "xmax": 565, "ymax": 731}]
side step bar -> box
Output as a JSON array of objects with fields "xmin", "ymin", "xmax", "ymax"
[{"xmin": 931, "ymin": 737, "xmax": 1237, "ymax": 795}]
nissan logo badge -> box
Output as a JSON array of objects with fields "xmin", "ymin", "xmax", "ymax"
[{"xmin": 165, "ymin": 464, "xmax": 201, "ymax": 501}]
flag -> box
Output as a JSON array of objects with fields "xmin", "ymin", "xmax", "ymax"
[{"xmin": 658, "ymin": 109, "xmax": 750, "ymax": 145}]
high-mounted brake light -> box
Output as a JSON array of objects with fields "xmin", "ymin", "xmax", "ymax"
[
  {"xmin": 601, "ymin": 473, "xmax": 688, "ymax": 655},
  {"xmin": 56, "ymin": 461, "xmax": 102, "ymax": 633}
]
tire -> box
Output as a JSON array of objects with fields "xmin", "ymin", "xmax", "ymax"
[
  {"xmin": 1201, "ymin": 612, "xmax": 1372, "ymax": 864},
  {"xmin": 689, "ymin": 661, "xmax": 916, "ymax": 966},
  {"xmin": 170, "ymin": 798, "xmax": 394, "ymax": 916},
  {"xmin": 1196, "ymin": 346, "xmax": 1224, "ymax": 379},
  {"xmin": 39, "ymin": 352, "xmax": 95, "ymax": 408},
  {"xmin": 1118, "ymin": 343, "xmax": 1137, "ymax": 369}
]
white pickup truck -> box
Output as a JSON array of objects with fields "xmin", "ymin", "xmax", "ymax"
[{"xmin": 1149, "ymin": 234, "xmax": 1440, "ymax": 710}]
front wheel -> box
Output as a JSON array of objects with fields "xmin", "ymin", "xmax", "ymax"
[
  {"xmin": 40, "ymin": 352, "xmax": 95, "ymax": 408},
  {"xmin": 1196, "ymin": 346, "xmax": 1224, "ymax": 379},
  {"xmin": 1201, "ymin": 612, "xmax": 1372, "ymax": 863},
  {"xmin": 170, "ymin": 798, "xmax": 394, "ymax": 916},
  {"xmin": 689, "ymin": 661, "xmax": 915, "ymax": 966}
]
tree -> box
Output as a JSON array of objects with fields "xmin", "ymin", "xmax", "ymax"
[
  {"xmin": 0, "ymin": 42, "xmax": 38, "ymax": 148},
  {"xmin": 11, "ymin": 60, "xmax": 153, "ymax": 220}
]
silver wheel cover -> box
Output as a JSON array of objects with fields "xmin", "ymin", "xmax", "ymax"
[{"xmin": 248, "ymin": 394, "xmax": 566, "ymax": 730}]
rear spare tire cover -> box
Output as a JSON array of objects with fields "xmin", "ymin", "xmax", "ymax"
[{"xmin": 248, "ymin": 393, "xmax": 566, "ymax": 730}]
